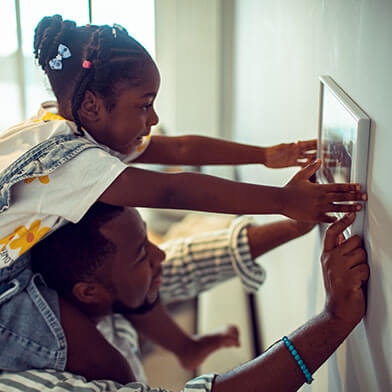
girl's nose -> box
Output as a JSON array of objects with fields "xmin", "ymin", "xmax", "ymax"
[{"xmin": 148, "ymin": 108, "xmax": 159, "ymax": 126}]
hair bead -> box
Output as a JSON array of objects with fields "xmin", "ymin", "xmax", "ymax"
[{"xmin": 82, "ymin": 60, "xmax": 92, "ymax": 69}]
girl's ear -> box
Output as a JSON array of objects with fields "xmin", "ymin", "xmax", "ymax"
[
  {"xmin": 72, "ymin": 281, "xmax": 111, "ymax": 306},
  {"xmin": 78, "ymin": 90, "xmax": 104, "ymax": 123}
]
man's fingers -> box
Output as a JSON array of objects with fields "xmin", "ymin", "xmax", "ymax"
[
  {"xmin": 324, "ymin": 213, "xmax": 356, "ymax": 251},
  {"xmin": 346, "ymin": 247, "xmax": 367, "ymax": 269},
  {"xmin": 337, "ymin": 233, "xmax": 345, "ymax": 245},
  {"xmin": 351, "ymin": 263, "xmax": 370, "ymax": 287},
  {"xmin": 338, "ymin": 235, "xmax": 362, "ymax": 256}
]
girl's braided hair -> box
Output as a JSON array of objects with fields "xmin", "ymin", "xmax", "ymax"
[{"xmin": 33, "ymin": 14, "xmax": 151, "ymax": 133}]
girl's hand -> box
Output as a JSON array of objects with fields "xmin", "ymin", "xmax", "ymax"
[
  {"xmin": 291, "ymin": 220, "xmax": 317, "ymax": 235},
  {"xmin": 264, "ymin": 139, "xmax": 317, "ymax": 168},
  {"xmin": 321, "ymin": 213, "xmax": 369, "ymax": 325},
  {"xmin": 282, "ymin": 160, "xmax": 367, "ymax": 223}
]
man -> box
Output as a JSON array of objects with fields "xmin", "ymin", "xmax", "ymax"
[{"xmin": 0, "ymin": 205, "xmax": 368, "ymax": 391}]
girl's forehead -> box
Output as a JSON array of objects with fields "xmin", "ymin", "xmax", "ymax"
[
  {"xmin": 116, "ymin": 61, "xmax": 159, "ymax": 101},
  {"xmin": 140, "ymin": 60, "xmax": 160, "ymax": 92}
]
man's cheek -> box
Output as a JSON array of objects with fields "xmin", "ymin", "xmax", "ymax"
[{"xmin": 146, "ymin": 287, "xmax": 158, "ymax": 304}]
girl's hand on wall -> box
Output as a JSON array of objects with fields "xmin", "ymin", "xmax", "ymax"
[
  {"xmin": 321, "ymin": 213, "xmax": 369, "ymax": 326},
  {"xmin": 264, "ymin": 139, "xmax": 317, "ymax": 168},
  {"xmin": 282, "ymin": 160, "xmax": 366, "ymax": 222}
]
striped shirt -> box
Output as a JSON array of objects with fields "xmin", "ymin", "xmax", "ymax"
[{"xmin": 0, "ymin": 216, "xmax": 265, "ymax": 392}]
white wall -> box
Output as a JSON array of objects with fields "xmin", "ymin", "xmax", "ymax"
[
  {"xmin": 154, "ymin": 0, "xmax": 222, "ymax": 138},
  {"xmin": 231, "ymin": 0, "xmax": 392, "ymax": 390}
]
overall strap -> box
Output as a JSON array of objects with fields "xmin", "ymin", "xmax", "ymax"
[{"xmin": 0, "ymin": 134, "xmax": 105, "ymax": 213}]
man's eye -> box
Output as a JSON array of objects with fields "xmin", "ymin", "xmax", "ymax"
[{"xmin": 138, "ymin": 248, "xmax": 147, "ymax": 262}]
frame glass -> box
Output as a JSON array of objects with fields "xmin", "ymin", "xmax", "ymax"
[{"xmin": 317, "ymin": 75, "xmax": 371, "ymax": 237}]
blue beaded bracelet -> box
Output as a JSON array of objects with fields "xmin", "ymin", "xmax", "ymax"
[{"xmin": 282, "ymin": 336, "xmax": 313, "ymax": 384}]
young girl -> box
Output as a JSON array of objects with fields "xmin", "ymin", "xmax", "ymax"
[{"xmin": 0, "ymin": 15, "xmax": 365, "ymax": 383}]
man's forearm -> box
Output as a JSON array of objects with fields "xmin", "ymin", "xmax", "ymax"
[
  {"xmin": 213, "ymin": 310, "xmax": 357, "ymax": 392},
  {"xmin": 246, "ymin": 219, "xmax": 315, "ymax": 260},
  {"xmin": 124, "ymin": 301, "xmax": 191, "ymax": 356}
]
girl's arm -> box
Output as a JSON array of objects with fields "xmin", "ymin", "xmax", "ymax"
[
  {"xmin": 133, "ymin": 135, "xmax": 317, "ymax": 168},
  {"xmin": 98, "ymin": 160, "xmax": 366, "ymax": 223}
]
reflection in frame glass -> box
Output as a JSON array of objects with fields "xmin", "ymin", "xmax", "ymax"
[{"xmin": 317, "ymin": 75, "xmax": 371, "ymax": 238}]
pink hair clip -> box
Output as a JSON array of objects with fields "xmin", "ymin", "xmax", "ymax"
[{"xmin": 82, "ymin": 60, "xmax": 92, "ymax": 69}]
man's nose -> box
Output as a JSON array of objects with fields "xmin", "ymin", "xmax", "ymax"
[{"xmin": 150, "ymin": 242, "xmax": 166, "ymax": 266}]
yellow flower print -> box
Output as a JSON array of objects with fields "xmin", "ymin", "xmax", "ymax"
[
  {"xmin": 32, "ymin": 112, "xmax": 65, "ymax": 122},
  {"xmin": 9, "ymin": 220, "xmax": 51, "ymax": 256},
  {"xmin": 0, "ymin": 228, "xmax": 22, "ymax": 252},
  {"xmin": 24, "ymin": 175, "xmax": 50, "ymax": 184},
  {"xmin": 137, "ymin": 134, "xmax": 151, "ymax": 152}
]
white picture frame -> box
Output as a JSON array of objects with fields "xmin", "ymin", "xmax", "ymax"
[{"xmin": 317, "ymin": 75, "xmax": 371, "ymax": 237}]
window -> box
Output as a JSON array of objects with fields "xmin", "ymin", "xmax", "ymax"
[
  {"xmin": 92, "ymin": 0, "xmax": 155, "ymax": 58},
  {"xmin": 0, "ymin": 0, "xmax": 155, "ymax": 132}
]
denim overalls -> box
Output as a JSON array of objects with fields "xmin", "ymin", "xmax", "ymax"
[{"xmin": 0, "ymin": 134, "xmax": 104, "ymax": 371}]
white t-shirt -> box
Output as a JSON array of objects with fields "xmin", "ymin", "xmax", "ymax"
[{"xmin": 0, "ymin": 102, "xmax": 151, "ymax": 269}]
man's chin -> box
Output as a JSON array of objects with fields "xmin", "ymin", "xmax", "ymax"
[{"xmin": 112, "ymin": 293, "xmax": 160, "ymax": 315}]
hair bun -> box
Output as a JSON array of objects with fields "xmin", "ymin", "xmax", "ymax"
[{"xmin": 33, "ymin": 15, "xmax": 68, "ymax": 70}]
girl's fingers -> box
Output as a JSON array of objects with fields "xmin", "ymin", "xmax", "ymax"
[
  {"xmin": 326, "ymin": 192, "xmax": 367, "ymax": 202},
  {"xmin": 299, "ymin": 152, "xmax": 317, "ymax": 159},
  {"xmin": 295, "ymin": 159, "xmax": 322, "ymax": 179},
  {"xmin": 297, "ymin": 157, "xmax": 315, "ymax": 167},
  {"xmin": 319, "ymin": 213, "xmax": 338, "ymax": 224},
  {"xmin": 320, "ymin": 183, "xmax": 362, "ymax": 192},
  {"xmin": 325, "ymin": 203, "xmax": 362, "ymax": 213},
  {"xmin": 298, "ymin": 139, "xmax": 317, "ymax": 150}
]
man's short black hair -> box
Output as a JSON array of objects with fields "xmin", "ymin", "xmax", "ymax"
[{"xmin": 31, "ymin": 202, "xmax": 124, "ymax": 297}]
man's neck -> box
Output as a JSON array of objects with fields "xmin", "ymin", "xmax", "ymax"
[{"xmin": 75, "ymin": 301, "xmax": 111, "ymax": 325}]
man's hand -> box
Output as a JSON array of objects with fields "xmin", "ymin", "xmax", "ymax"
[
  {"xmin": 321, "ymin": 213, "xmax": 370, "ymax": 326},
  {"xmin": 264, "ymin": 139, "xmax": 317, "ymax": 168}
]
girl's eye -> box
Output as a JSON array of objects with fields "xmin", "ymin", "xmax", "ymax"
[{"xmin": 141, "ymin": 103, "xmax": 153, "ymax": 111}]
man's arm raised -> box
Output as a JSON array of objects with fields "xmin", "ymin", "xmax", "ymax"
[
  {"xmin": 212, "ymin": 213, "xmax": 369, "ymax": 392},
  {"xmin": 246, "ymin": 219, "xmax": 315, "ymax": 260}
]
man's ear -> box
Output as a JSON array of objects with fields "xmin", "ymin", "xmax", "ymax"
[
  {"xmin": 78, "ymin": 90, "xmax": 104, "ymax": 123},
  {"xmin": 72, "ymin": 281, "xmax": 110, "ymax": 305}
]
